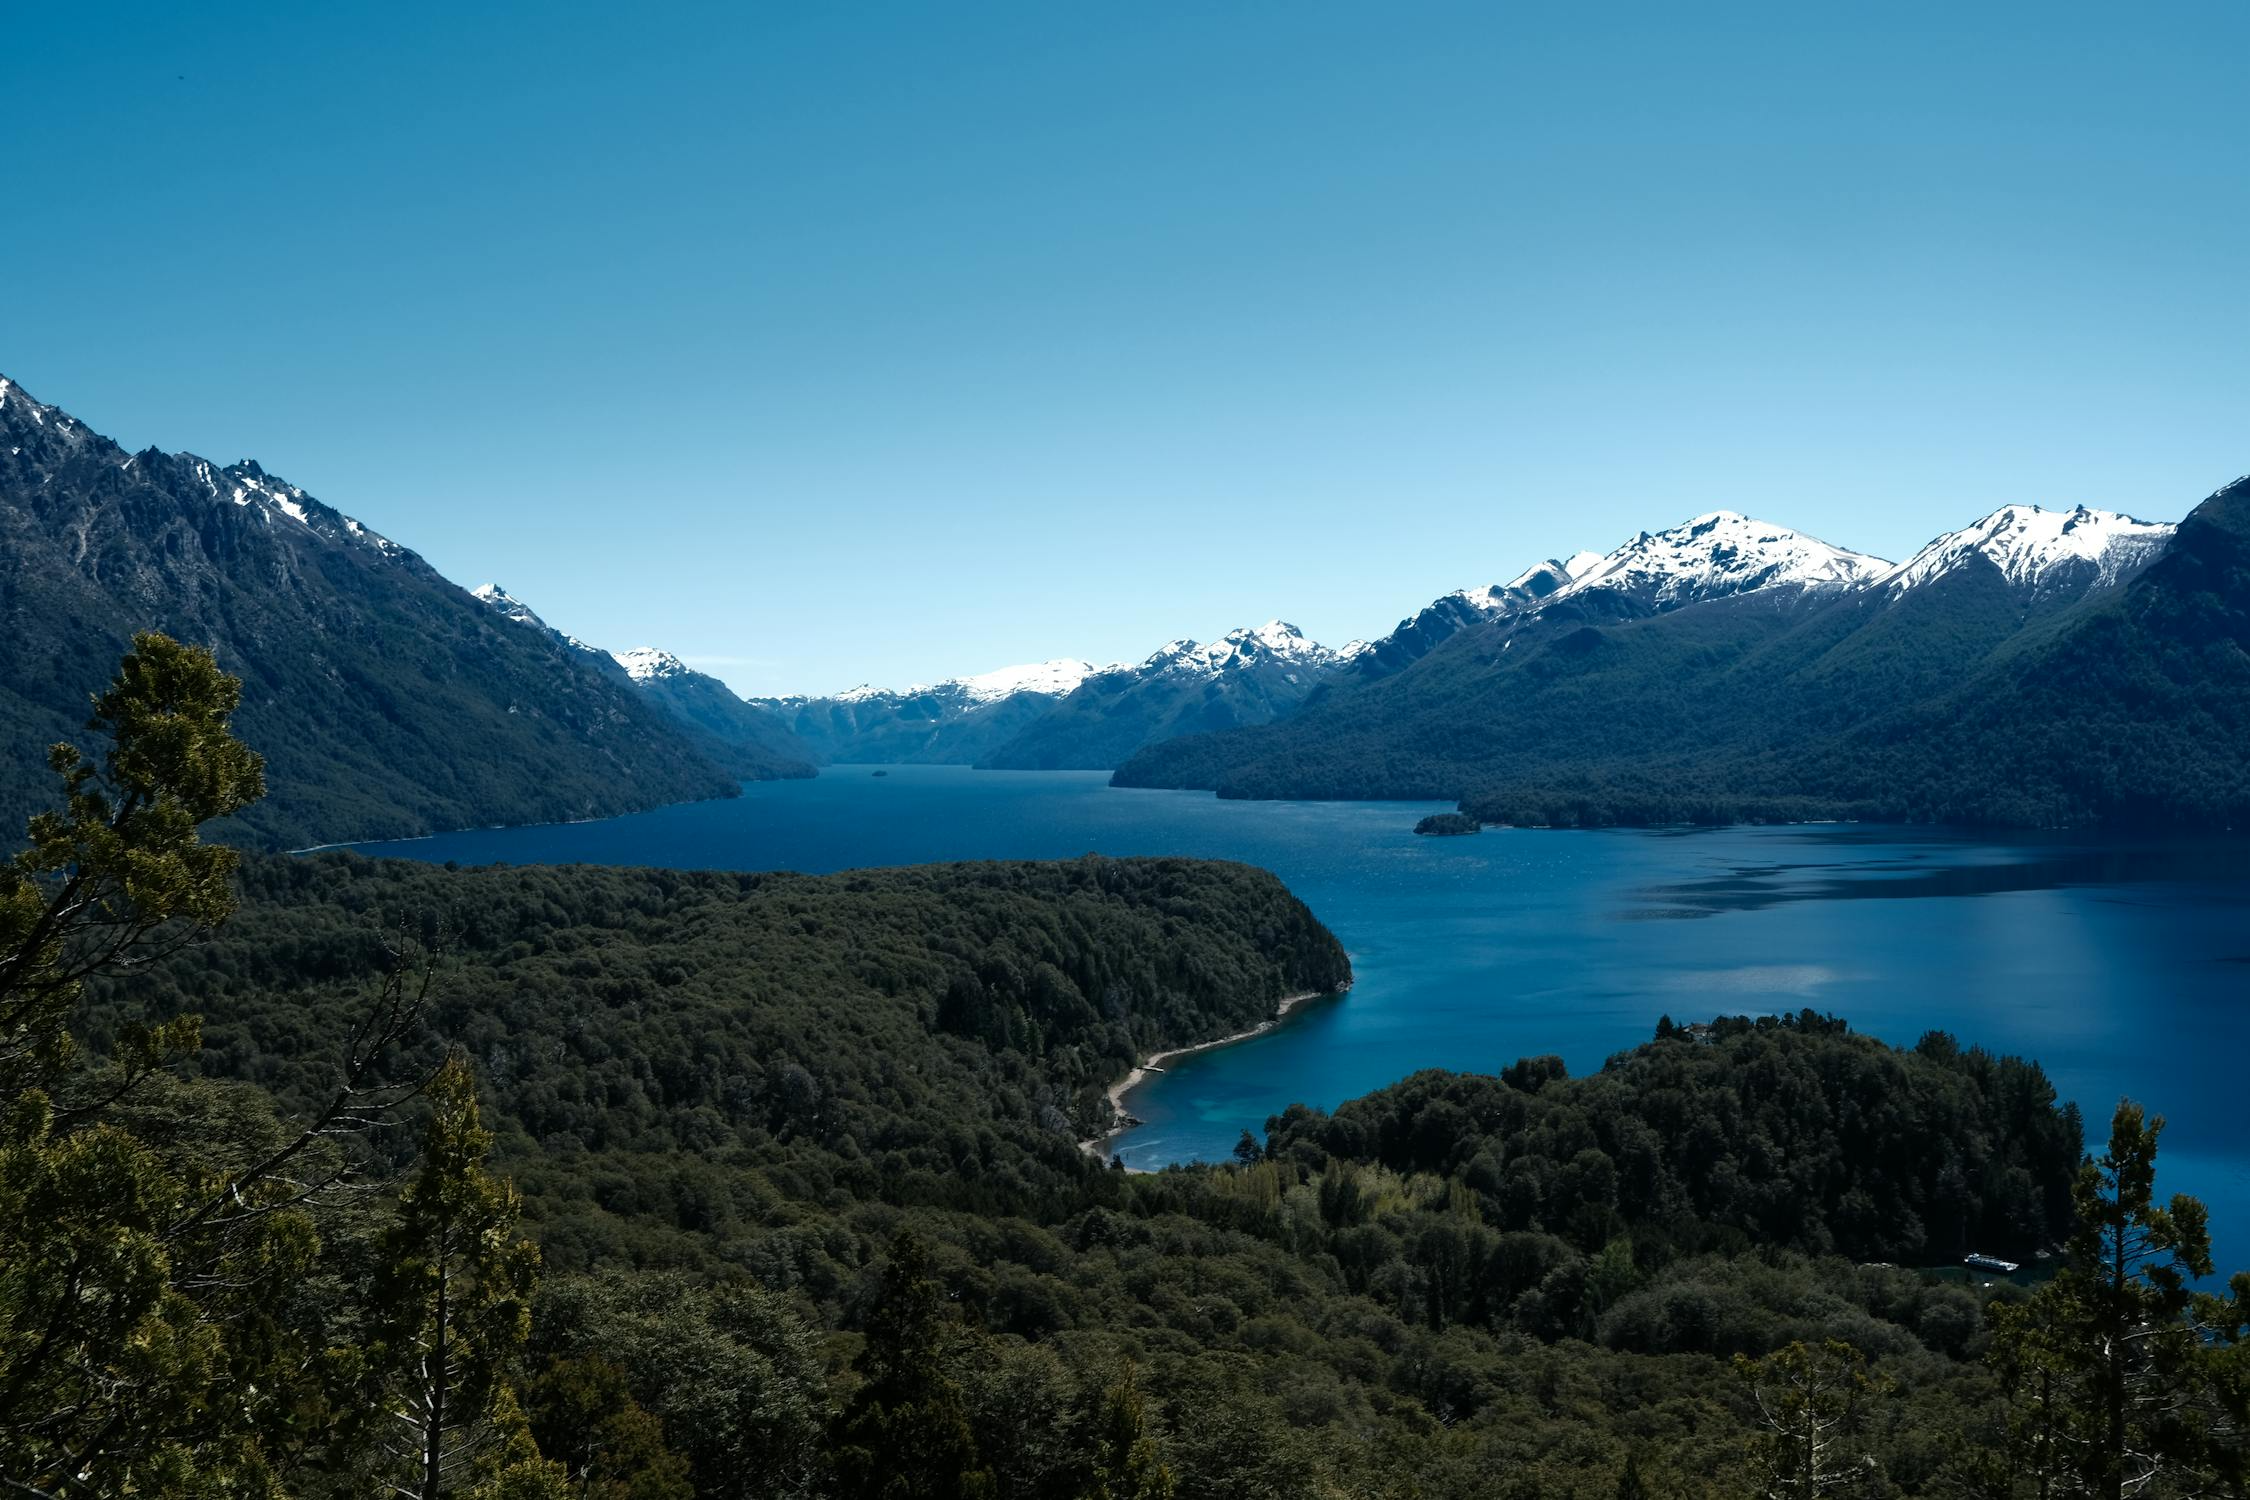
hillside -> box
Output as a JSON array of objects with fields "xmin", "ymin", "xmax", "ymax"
[
  {"xmin": 0, "ymin": 376, "xmax": 739, "ymax": 848},
  {"xmin": 610, "ymin": 648, "xmax": 817, "ymax": 781}
]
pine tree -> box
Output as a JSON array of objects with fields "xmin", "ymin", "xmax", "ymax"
[
  {"xmin": 1734, "ymin": 1340, "xmax": 1886, "ymax": 1497},
  {"xmin": 0, "ymin": 633, "xmax": 300, "ymax": 1492},
  {"xmin": 356, "ymin": 1056, "xmax": 558, "ymax": 1500},
  {"xmin": 1989, "ymin": 1101, "xmax": 2219, "ymax": 1498},
  {"xmin": 830, "ymin": 1232, "xmax": 996, "ymax": 1500},
  {"xmin": 1088, "ymin": 1359, "xmax": 1174, "ymax": 1500}
]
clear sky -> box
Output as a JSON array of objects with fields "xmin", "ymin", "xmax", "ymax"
[{"xmin": 8, "ymin": 2, "xmax": 2246, "ymax": 695}]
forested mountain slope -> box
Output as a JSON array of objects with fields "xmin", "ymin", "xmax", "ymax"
[
  {"xmin": 608, "ymin": 647, "xmax": 816, "ymax": 782},
  {"xmin": 0, "ymin": 376, "xmax": 737, "ymax": 848},
  {"xmin": 1118, "ymin": 481, "xmax": 2246, "ymax": 829}
]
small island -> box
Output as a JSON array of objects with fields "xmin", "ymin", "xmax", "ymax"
[{"xmin": 1413, "ymin": 811, "xmax": 1480, "ymax": 836}]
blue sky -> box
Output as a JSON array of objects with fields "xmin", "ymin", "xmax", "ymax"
[{"xmin": 8, "ymin": 2, "xmax": 2245, "ymax": 695}]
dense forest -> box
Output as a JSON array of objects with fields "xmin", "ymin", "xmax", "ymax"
[
  {"xmin": 5, "ymin": 637, "xmax": 2247, "ymax": 1497},
  {"xmin": 1116, "ymin": 478, "xmax": 2250, "ymax": 832}
]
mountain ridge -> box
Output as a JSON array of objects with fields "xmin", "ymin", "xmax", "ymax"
[
  {"xmin": 1112, "ymin": 482, "xmax": 2245, "ymax": 829},
  {"xmin": 0, "ymin": 374, "xmax": 743, "ymax": 848}
]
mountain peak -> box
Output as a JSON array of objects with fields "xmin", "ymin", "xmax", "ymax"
[
  {"xmin": 613, "ymin": 646, "xmax": 691, "ymax": 682},
  {"xmin": 1, "ymin": 374, "xmax": 106, "ymax": 463},
  {"xmin": 471, "ymin": 583, "xmax": 546, "ymax": 630},
  {"xmin": 1876, "ymin": 503, "xmax": 2175, "ymax": 596},
  {"xmin": 1556, "ymin": 513, "xmax": 1888, "ymax": 607},
  {"xmin": 948, "ymin": 658, "xmax": 1102, "ymax": 703}
]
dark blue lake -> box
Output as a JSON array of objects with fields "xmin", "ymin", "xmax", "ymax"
[{"xmin": 350, "ymin": 765, "xmax": 2250, "ymax": 1267}]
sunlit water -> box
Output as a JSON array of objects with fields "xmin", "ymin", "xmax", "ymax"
[{"xmin": 348, "ymin": 766, "xmax": 2250, "ymax": 1266}]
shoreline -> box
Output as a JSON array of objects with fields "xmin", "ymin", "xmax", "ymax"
[{"xmin": 1078, "ymin": 984, "xmax": 1346, "ymax": 1166}]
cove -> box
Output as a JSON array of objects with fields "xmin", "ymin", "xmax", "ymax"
[{"xmin": 347, "ymin": 764, "xmax": 2250, "ymax": 1264}]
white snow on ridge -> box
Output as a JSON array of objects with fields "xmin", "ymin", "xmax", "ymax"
[
  {"xmin": 1554, "ymin": 511, "xmax": 1889, "ymax": 606},
  {"xmin": 471, "ymin": 583, "xmax": 546, "ymax": 630},
  {"xmin": 1875, "ymin": 504, "xmax": 2174, "ymax": 595},
  {"xmin": 1561, "ymin": 550, "xmax": 1605, "ymax": 578},
  {"xmin": 1145, "ymin": 620, "xmax": 1353, "ymax": 676},
  {"xmin": 823, "ymin": 657, "xmax": 1111, "ymax": 705},
  {"xmin": 613, "ymin": 647, "xmax": 690, "ymax": 682},
  {"xmin": 951, "ymin": 658, "xmax": 1103, "ymax": 703}
]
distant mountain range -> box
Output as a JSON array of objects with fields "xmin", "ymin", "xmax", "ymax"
[
  {"xmin": 754, "ymin": 620, "xmax": 1370, "ymax": 770},
  {"xmin": 467, "ymin": 587, "xmax": 814, "ymax": 783},
  {"xmin": 0, "ymin": 376, "xmax": 793, "ymax": 848},
  {"xmin": 4, "ymin": 370, "xmax": 2239, "ymax": 840},
  {"xmin": 1116, "ymin": 492, "xmax": 2248, "ymax": 829}
]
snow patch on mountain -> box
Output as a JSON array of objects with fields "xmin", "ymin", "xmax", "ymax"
[
  {"xmin": 1875, "ymin": 505, "xmax": 2174, "ymax": 596},
  {"xmin": 613, "ymin": 647, "xmax": 691, "ymax": 682},
  {"xmin": 1141, "ymin": 621, "xmax": 1353, "ymax": 676},
  {"xmin": 470, "ymin": 583, "xmax": 608, "ymax": 658},
  {"xmin": 1555, "ymin": 512, "xmax": 1888, "ymax": 607},
  {"xmin": 812, "ymin": 657, "xmax": 1110, "ymax": 707},
  {"xmin": 950, "ymin": 658, "xmax": 1104, "ymax": 703}
]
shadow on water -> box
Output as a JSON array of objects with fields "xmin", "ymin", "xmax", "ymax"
[{"xmin": 1629, "ymin": 830, "xmax": 2250, "ymax": 919}]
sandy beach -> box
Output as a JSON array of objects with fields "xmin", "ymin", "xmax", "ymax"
[{"xmin": 1078, "ymin": 985, "xmax": 1343, "ymax": 1164}]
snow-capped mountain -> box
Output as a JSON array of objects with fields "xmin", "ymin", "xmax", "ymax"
[
  {"xmin": 3, "ymin": 377, "xmax": 405, "ymax": 559},
  {"xmin": 1457, "ymin": 552, "xmax": 1608, "ymax": 614},
  {"xmin": 754, "ymin": 657, "xmax": 1111, "ymax": 765},
  {"xmin": 1553, "ymin": 512, "xmax": 1889, "ymax": 610},
  {"xmin": 1135, "ymin": 621, "xmax": 1361, "ymax": 679},
  {"xmin": 765, "ymin": 622, "xmax": 1366, "ymax": 770},
  {"xmin": 1875, "ymin": 504, "xmax": 2175, "ymax": 600},
  {"xmin": 613, "ymin": 645, "xmax": 693, "ymax": 682},
  {"xmin": 469, "ymin": 583, "xmax": 640, "ymax": 689},
  {"xmin": 1113, "ymin": 485, "xmax": 2231, "ymax": 816},
  {"xmin": 468, "ymin": 589, "xmax": 814, "ymax": 780},
  {"xmin": 978, "ymin": 621, "xmax": 1363, "ymax": 770},
  {"xmin": 1345, "ymin": 550, "xmax": 1609, "ymax": 682},
  {"xmin": 817, "ymin": 658, "xmax": 1107, "ymax": 709},
  {"xmin": 0, "ymin": 373, "xmax": 741, "ymax": 846}
]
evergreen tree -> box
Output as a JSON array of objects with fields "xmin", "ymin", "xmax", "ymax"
[
  {"xmin": 1735, "ymin": 1340, "xmax": 1885, "ymax": 1497},
  {"xmin": 1615, "ymin": 1451, "xmax": 1649, "ymax": 1500},
  {"xmin": 354, "ymin": 1055, "xmax": 557, "ymax": 1500},
  {"xmin": 0, "ymin": 633, "xmax": 301, "ymax": 1492},
  {"xmin": 1088, "ymin": 1360, "xmax": 1174, "ymax": 1500},
  {"xmin": 1989, "ymin": 1101, "xmax": 2220, "ymax": 1498},
  {"xmin": 830, "ymin": 1232, "xmax": 996, "ymax": 1500}
]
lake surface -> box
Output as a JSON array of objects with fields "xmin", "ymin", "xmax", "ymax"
[{"xmin": 350, "ymin": 765, "xmax": 2250, "ymax": 1264}]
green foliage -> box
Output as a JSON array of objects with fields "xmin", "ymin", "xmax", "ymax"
[
  {"xmin": 1266, "ymin": 1013, "xmax": 2083, "ymax": 1270},
  {"xmin": 0, "ymin": 633, "xmax": 305, "ymax": 1495},
  {"xmin": 16, "ymin": 637, "xmax": 2243, "ymax": 1497},
  {"xmin": 525, "ymin": 1357, "xmax": 695, "ymax": 1500},
  {"xmin": 1986, "ymin": 1102, "xmax": 2242, "ymax": 1498},
  {"xmin": 530, "ymin": 1274, "xmax": 827, "ymax": 1500},
  {"xmin": 1088, "ymin": 1361, "xmax": 1175, "ymax": 1500},
  {"xmin": 348, "ymin": 1055, "xmax": 547, "ymax": 1498},
  {"xmin": 1412, "ymin": 812, "xmax": 1480, "ymax": 836},
  {"xmin": 1734, "ymin": 1340, "xmax": 1888, "ymax": 1496},
  {"xmin": 830, "ymin": 1232, "xmax": 996, "ymax": 1500}
]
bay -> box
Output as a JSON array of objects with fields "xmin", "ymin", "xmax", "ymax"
[{"xmin": 349, "ymin": 764, "xmax": 2250, "ymax": 1264}]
